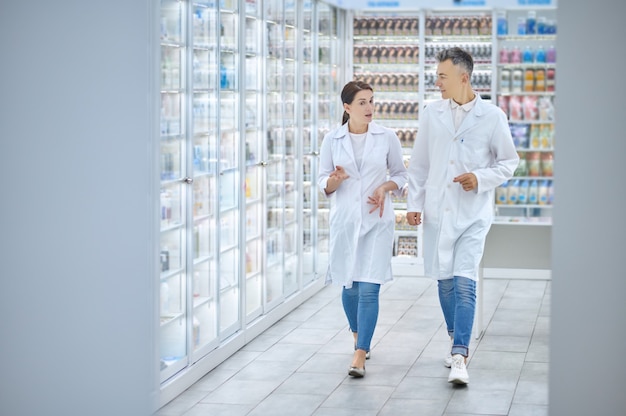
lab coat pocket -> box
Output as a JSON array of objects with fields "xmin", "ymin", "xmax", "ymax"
[
  {"xmin": 423, "ymin": 185, "xmax": 441, "ymax": 224},
  {"xmin": 456, "ymin": 135, "xmax": 489, "ymax": 172}
]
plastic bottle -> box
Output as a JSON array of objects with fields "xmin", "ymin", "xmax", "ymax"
[
  {"xmin": 523, "ymin": 46, "xmax": 534, "ymax": 63},
  {"xmin": 496, "ymin": 181, "xmax": 508, "ymax": 205},
  {"xmin": 507, "ymin": 179, "xmax": 520, "ymax": 205},
  {"xmin": 518, "ymin": 180, "xmax": 529, "ymax": 205},
  {"xmin": 526, "ymin": 11, "xmax": 537, "ymax": 35},
  {"xmin": 517, "ymin": 16, "xmax": 526, "ymax": 35},
  {"xmin": 497, "ymin": 11, "xmax": 508, "ymax": 35},
  {"xmin": 528, "ymin": 180, "xmax": 539, "ymax": 205},
  {"xmin": 499, "ymin": 68, "xmax": 511, "ymax": 93},
  {"xmin": 546, "ymin": 45, "xmax": 556, "ymax": 63},
  {"xmin": 510, "ymin": 46, "xmax": 522, "ymax": 63},
  {"xmin": 538, "ymin": 180, "xmax": 550, "ymax": 205},
  {"xmin": 499, "ymin": 47, "xmax": 510, "ymax": 63},
  {"xmin": 535, "ymin": 45, "xmax": 546, "ymax": 63}
]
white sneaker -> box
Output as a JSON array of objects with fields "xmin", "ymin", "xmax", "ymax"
[
  {"xmin": 448, "ymin": 354, "xmax": 469, "ymax": 385},
  {"xmin": 444, "ymin": 338, "xmax": 453, "ymax": 368}
]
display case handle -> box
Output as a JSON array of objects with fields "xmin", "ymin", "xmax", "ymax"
[
  {"xmin": 257, "ymin": 161, "xmax": 267, "ymax": 167},
  {"xmin": 182, "ymin": 177, "xmax": 193, "ymax": 184}
]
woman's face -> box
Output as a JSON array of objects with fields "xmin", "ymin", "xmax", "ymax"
[{"xmin": 344, "ymin": 89, "xmax": 374, "ymax": 125}]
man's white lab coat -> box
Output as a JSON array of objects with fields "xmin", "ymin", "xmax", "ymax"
[{"xmin": 407, "ymin": 95, "xmax": 519, "ymax": 281}]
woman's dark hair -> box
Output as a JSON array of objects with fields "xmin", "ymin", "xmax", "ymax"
[{"xmin": 341, "ymin": 81, "xmax": 373, "ymax": 125}]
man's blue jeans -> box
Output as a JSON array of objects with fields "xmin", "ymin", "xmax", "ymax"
[
  {"xmin": 342, "ymin": 282, "xmax": 380, "ymax": 352},
  {"xmin": 438, "ymin": 276, "xmax": 476, "ymax": 357}
]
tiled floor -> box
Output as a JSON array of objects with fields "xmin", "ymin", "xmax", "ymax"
[{"xmin": 157, "ymin": 276, "xmax": 550, "ymax": 416}]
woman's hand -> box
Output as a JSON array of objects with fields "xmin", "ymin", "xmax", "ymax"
[
  {"xmin": 325, "ymin": 165, "xmax": 349, "ymax": 194},
  {"xmin": 367, "ymin": 186, "xmax": 388, "ymax": 217}
]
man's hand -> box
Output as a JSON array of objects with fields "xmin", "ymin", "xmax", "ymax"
[
  {"xmin": 406, "ymin": 211, "xmax": 422, "ymax": 226},
  {"xmin": 453, "ymin": 172, "xmax": 477, "ymax": 192}
]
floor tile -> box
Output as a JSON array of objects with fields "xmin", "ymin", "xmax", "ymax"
[{"xmin": 158, "ymin": 277, "xmax": 550, "ymax": 416}]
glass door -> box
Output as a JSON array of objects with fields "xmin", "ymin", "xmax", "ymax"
[
  {"xmin": 218, "ymin": 0, "xmax": 241, "ymax": 339},
  {"xmin": 283, "ymin": 0, "xmax": 299, "ymax": 297},
  {"xmin": 244, "ymin": 0, "xmax": 264, "ymax": 322},
  {"xmin": 189, "ymin": 0, "xmax": 219, "ymax": 362},
  {"xmin": 315, "ymin": 2, "xmax": 342, "ymax": 274},
  {"xmin": 264, "ymin": 0, "xmax": 286, "ymax": 309},
  {"xmin": 301, "ymin": 0, "xmax": 316, "ymax": 285},
  {"xmin": 159, "ymin": 0, "xmax": 188, "ymax": 381}
]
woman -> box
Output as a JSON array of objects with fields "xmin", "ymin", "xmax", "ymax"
[{"xmin": 318, "ymin": 81, "xmax": 407, "ymax": 377}]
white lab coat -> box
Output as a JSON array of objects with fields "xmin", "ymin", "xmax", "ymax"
[
  {"xmin": 318, "ymin": 121, "xmax": 408, "ymax": 288},
  {"xmin": 407, "ymin": 95, "xmax": 519, "ymax": 281}
]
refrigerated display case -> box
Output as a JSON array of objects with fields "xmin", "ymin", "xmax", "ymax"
[{"xmin": 158, "ymin": 0, "xmax": 344, "ymax": 405}]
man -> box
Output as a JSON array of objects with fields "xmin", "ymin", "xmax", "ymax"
[{"xmin": 406, "ymin": 47, "xmax": 519, "ymax": 385}]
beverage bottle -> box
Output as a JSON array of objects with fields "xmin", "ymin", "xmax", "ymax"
[
  {"xmin": 499, "ymin": 68, "xmax": 511, "ymax": 93},
  {"xmin": 546, "ymin": 46, "xmax": 556, "ymax": 63},
  {"xmin": 535, "ymin": 45, "xmax": 546, "ymax": 63},
  {"xmin": 511, "ymin": 69, "xmax": 523, "ymax": 93},
  {"xmin": 528, "ymin": 180, "xmax": 539, "ymax": 205},
  {"xmin": 526, "ymin": 11, "xmax": 537, "ymax": 35},
  {"xmin": 518, "ymin": 180, "xmax": 529, "ymax": 205},
  {"xmin": 524, "ymin": 68, "xmax": 535, "ymax": 92},
  {"xmin": 538, "ymin": 180, "xmax": 550, "ymax": 205},
  {"xmin": 507, "ymin": 179, "xmax": 520, "ymax": 205},
  {"xmin": 496, "ymin": 181, "xmax": 508, "ymax": 205},
  {"xmin": 517, "ymin": 16, "xmax": 526, "ymax": 35},
  {"xmin": 497, "ymin": 11, "xmax": 508, "ymax": 35},
  {"xmin": 499, "ymin": 47, "xmax": 510, "ymax": 63},
  {"xmin": 534, "ymin": 68, "xmax": 546, "ymax": 92},
  {"xmin": 510, "ymin": 46, "xmax": 522, "ymax": 63},
  {"xmin": 523, "ymin": 46, "xmax": 534, "ymax": 63}
]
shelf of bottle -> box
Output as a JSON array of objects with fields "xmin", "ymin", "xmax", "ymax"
[
  {"xmin": 496, "ymin": 203, "xmax": 553, "ymax": 209},
  {"xmin": 425, "ymin": 60, "xmax": 492, "ymax": 66},
  {"xmin": 498, "ymin": 63, "xmax": 556, "ymax": 68},
  {"xmin": 509, "ymin": 119, "xmax": 555, "ymax": 125},
  {"xmin": 353, "ymin": 35, "xmax": 420, "ymax": 44},
  {"xmin": 493, "ymin": 216, "xmax": 553, "ymax": 226},
  {"xmin": 160, "ymin": 312, "xmax": 185, "ymax": 327},
  {"xmin": 509, "ymin": 175, "xmax": 553, "ymax": 180},
  {"xmin": 424, "ymin": 35, "xmax": 492, "ymax": 42},
  {"xmin": 192, "ymin": 295, "xmax": 212, "ymax": 310},
  {"xmin": 354, "ymin": 62, "xmax": 420, "ymax": 68},
  {"xmin": 499, "ymin": 91, "xmax": 555, "ymax": 97},
  {"xmin": 498, "ymin": 35, "xmax": 557, "ymax": 42}
]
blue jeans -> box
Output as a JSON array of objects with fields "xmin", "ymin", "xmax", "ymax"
[
  {"xmin": 342, "ymin": 282, "xmax": 380, "ymax": 352},
  {"xmin": 438, "ymin": 276, "xmax": 476, "ymax": 357}
]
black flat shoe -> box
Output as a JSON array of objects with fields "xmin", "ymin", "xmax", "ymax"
[{"xmin": 348, "ymin": 366, "xmax": 366, "ymax": 378}]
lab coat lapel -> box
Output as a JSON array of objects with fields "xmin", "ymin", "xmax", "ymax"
[
  {"xmin": 435, "ymin": 102, "xmax": 456, "ymax": 136},
  {"xmin": 334, "ymin": 124, "xmax": 357, "ymax": 168},
  {"xmin": 455, "ymin": 94, "xmax": 485, "ymax": 138}
]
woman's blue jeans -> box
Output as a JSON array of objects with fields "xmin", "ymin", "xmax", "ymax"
[
  {"xmin": 342, "ymin": 282, "xmax": 380, "ymax": 352},
  {"xmin": 438, "ymin": 276, "xmax": 476, "ymax": 357}
]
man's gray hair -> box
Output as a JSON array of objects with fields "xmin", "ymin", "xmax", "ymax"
[{"xmin": 435, "ymin": 47, "xmax": 474, "ymax": 78}]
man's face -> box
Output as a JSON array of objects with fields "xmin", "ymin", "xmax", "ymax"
[{"xmin": 435, "ymin": 59, "xmax": 466, "ymax": 101}]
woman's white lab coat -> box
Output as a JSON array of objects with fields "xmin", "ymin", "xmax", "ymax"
[
  {"xmin": 318, "ymin": 121, "xmax": 408, "ymax": 288},
  {"xmin": 406, "ymin": 95, "xmax": 519, "ymax": 281}
]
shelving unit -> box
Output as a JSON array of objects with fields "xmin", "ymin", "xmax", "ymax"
[
  {"xmin": 493, "ymin": 8, "xmax": 557, "ymax": 225},
  {"xmin": 352, "ymin": 14, "xmax": 421, "ymax": 267}
]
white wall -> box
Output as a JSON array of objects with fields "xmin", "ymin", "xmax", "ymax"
[
  {"xmin": 551, "ymin": 1, "xmax": 626, "ymax": 414},
  {"xmin": 0, "ymin": 1, "xmax": 158, "ymax": 415}
]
